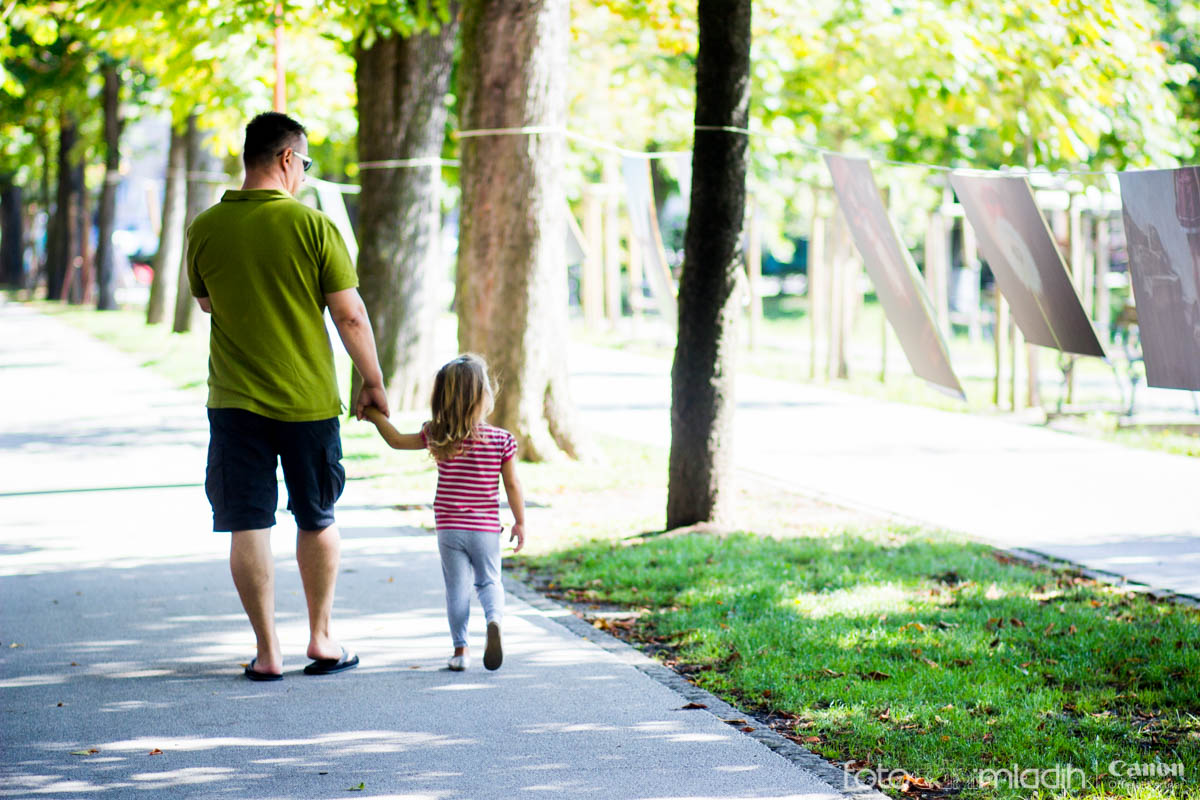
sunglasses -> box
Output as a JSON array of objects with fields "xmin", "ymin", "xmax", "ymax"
[{"xmin": 277, "ymin": 148, "xmax": 313, "ymax": 173}]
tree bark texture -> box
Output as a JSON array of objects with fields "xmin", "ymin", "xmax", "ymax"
[
  {"xmin": 95, "ymin": 63, "xmax": 123, "ymax": 311},
  {"xmin": 457, "ymin": 0, "xmax": 579, "ymax": 461},
  {"xmin": 665, "ymin": 0, "xmax": 751, "ymax": 529},
  {"xmin": 354, "ymin": 11, "xmax": 458, "ymax": 411},
  {"xmin": 46, "ymin": 115, "xmax": 82, "ymax": 302},
  {"xmin": 172, "ymin": 114, "xmax": 221, "ymax": 333},
  {"xmin": 0, "ymin": 177, "xmax": 23, "ymax": 289},
  {"xmin": 147, "ymin": 124, "xmax": 187, "ymax": 325}
]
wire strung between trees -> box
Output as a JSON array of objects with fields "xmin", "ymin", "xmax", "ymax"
[{"xmin": 439, "ymin": 122, "xmax": 1162, "ymax": 179}]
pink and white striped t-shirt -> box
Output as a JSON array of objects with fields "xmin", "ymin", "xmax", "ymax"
[{"xmin": 421, "ymin": 423, "xmax": 517, "ymax": 533}]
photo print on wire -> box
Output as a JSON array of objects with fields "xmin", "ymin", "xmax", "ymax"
[
  {"xmin": 1118, "ymin": 167, "xmax": 1200, "ymax": 391},
  {"xmin": 825, "ymin": 154, "xmax": 965, "ymax": 399},
  {"xmin": 950, "ymin": 173, "xmax": 1106, "ymax": 358}
]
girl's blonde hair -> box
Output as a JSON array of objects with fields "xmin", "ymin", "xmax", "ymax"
[{"xmin": 424, "ymin": 353, "xmax": 495, "ymax": 462}]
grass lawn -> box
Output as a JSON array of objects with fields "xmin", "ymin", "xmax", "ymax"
[
  {"xmin": 35, "ymin": 298, "xmax": 1200, "ymax": 798},
  {"xmin": 515, "ymin": 529, "xmax": 1200, "ymax": 800}
]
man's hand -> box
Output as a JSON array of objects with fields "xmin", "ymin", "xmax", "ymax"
[
  {"xmin": 355, "ymin": 383, "xmax": 389, "ymax": 420},
  {"xmin": 508, "ymin": 523, "xmax": 525, "ymax": 554}
]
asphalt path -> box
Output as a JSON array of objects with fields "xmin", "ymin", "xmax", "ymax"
[{"xmin": 0, "ymin": 304, "xmax": 849, "ymax": 800}]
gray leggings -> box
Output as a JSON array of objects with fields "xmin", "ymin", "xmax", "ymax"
[{"xmin": 436, "ymin": 529, "xmax": 504, "ymax": 648}]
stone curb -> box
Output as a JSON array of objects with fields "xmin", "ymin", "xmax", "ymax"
[{"xmin": 504, "ymin": 575, "xmax": 891, "ymax": 800}]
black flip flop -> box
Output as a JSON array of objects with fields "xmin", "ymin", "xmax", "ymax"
[
  {"xmin": 244, "ymin": 658, "xmax": 283, "ymax": 682},
  {"xmin": 303, "ymin": 647, "xmax": 360, "ymax": 676}
]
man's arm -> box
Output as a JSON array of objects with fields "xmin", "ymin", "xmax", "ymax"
[
  {"xmin": 196, "ymin": 297, "xmax": 212, "ymax": 314},
  {"xmin": 325, "ymin": 287, "xmax": 389, "ymax": 419}
]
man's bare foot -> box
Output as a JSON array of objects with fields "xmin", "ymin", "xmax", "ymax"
[{"xmin": 307, "ymin": 635, "xmax": 343, "ymax": 662}]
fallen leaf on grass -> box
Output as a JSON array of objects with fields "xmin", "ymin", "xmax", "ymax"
[
  {"xmin": 820, "ymin": 668, "xmax": 845, "ymax": 678},
  {"xmin": 804, "ymin": 735, "xmax": 821, "ymax": 743},
  {"xmin": 859, "ymin": 670, "xmax": 892, "ymax": 681},
  {"xmin": 901, "ymin": 774, "xmax": 940, "ymax": 792},
  {"xmin": 877, "ymin": 708, "xmax": 891, "ymax": 721},
  {"xmin": 1009, "ymin": 617, "xmax": 1026, "ymax": 628},
  {"xmin": 1067, "ymin": 624, "xmax": 1078, "ymax": 635},
  {"xmin": 951, "ymin": 658, "xmax": 973, "ymax": 668},
  {"xmin": 148, "ymin": 749, "xmax": 163, "ymax": 756},
  {"xmin": 70, "ymin": 749, "xmax": 100, "ymax": 756},
  {"xmin": 679, "ymin": 702, "xmax": 708, "ymax": 710},
  {"xmin": 899, "ymin": 622, "xmax": 926, "ymax": 633}
]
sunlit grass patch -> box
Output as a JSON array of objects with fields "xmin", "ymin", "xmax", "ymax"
[{"xmin": 518, "ymin": 529, "xmax": 1200, "ymax": 799}]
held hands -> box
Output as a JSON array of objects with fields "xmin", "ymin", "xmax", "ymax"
[
  {"xmin": 509, "ymin": 523, "xmax": 525, "ymax": 554},
  {"xmin": 355, "ymin": 383, "xmax": 390, "ymax": 420}
]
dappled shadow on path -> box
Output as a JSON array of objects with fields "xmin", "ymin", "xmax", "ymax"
[{"xmin": 0, "ymin": 527, "xmax": 820, "ymax": 800}]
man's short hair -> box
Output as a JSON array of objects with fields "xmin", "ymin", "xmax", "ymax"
[{"xmin": 243, "ymin": 112, "xmax": 307, "ymax": 170}]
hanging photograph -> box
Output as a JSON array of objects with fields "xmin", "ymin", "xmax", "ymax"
[
  {"xmin": 825, "ymin": 155, "xmax": 965, "ymax": 398},
  {"xmin": 1118, "ymin": 167, "xmax": 1200, "ymax": 391},
  {"xmin": 950, "ymin": 174, "xmax": 1106, "ymax": 357}
]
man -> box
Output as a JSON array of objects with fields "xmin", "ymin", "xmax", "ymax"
[{"xmin": 187, "ymin": 112, "xmax": 389, "ymax": 681}]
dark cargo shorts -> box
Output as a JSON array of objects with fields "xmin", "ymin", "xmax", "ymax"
[{"xmin": 205, "ymin": 408, "xmax": 345, "ymax": 532}]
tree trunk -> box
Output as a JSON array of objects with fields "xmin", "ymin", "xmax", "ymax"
[
  {"xmin": 69, "ymin": 167, "xmax": 90, "ymax": 304},
  {"xmin": 95, "ymin": 63, "xmax": 124, "ymax": 311},
  {"xmin": 172, "ymin": 114, "xmax": 221, "ymax": 333},
  {"xmin": 353, "ymin": 11, "xmax": 458, "ymax": 411},
  {"xmin": 0, "ymin": 177, "xmax": 23, "ymax": 289},
  {"xmin": 147, "ymin": 124, "xmax": 187, "ymax": 325},
  {"xmin": 46, "ymin": 115, "xmax": 82, "ymax": 302},
  {"xmin": 665, "ymin": 0, "xmax": 751, "ymax": 529},
  {"xmin": 458, "ymin": 0, "xmax": 579, "ymax": 461}
]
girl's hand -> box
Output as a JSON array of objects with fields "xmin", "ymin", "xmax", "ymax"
[{"xmin": 509, "ymin": 523, "xmax": 525, "ymax": 554}]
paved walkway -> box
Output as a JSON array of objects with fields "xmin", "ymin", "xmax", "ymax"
[
  {"xmin": 571, "ymin": 345, "xmax": 1200, "ymax": 600},
  {"xmin": 0, "ymin": 304, "xmax": 851, "ymax": 799}
]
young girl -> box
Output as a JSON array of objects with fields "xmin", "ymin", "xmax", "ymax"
[{"xmin": 365, "ymin": 354, "xmax": 525, "ymax": 672}]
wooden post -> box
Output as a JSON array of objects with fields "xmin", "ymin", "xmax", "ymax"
[
  {"xmin": 827, "ymin": 231, "xmax": 843, "ymax": 381},
  {"xmin": 880, "ymin": 310, "xmax": 888, "ymax": 383},
  {"xmin": 1026, "ymin": 344, "xmax": 1040, "ymax": 409},
  {"xmin": 746, "ymin": 197, "xmax": 762, "ymax": 350},
  {"xmin": 1010, "ymin": 316, "xmax": 1025, "ymax": 412},
  {"xmin": 604, "ymin": 192, "xmax": 621, "ymax": 323},
  {"xmin": 581, "ymin": 187, "xmax": 603, "ymax": 328},
  {"xmin": 1095, "ymin": 216, "xmax": 1111, "ymax": 344},
  {"xmin": 925, "ymin": 210, "xmax": 950, "ymax": 338},
  {"xmin": 626, "ymin": 215, "xmax": 643, "ymax": 322},
  {"xmin": 994, "ymin": 293, "xmax": 1008, "ymax": 407},
  {"xmin": 808, "ymin": 212, "xmax": 825, "ymax": 380},
  {"xmin": 962, "ymin": 217, "xmax": 982, "ymax": 343}
]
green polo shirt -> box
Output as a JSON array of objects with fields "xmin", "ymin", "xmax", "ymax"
[{"xmin": 186, "ymin": 189, "xmax": 358, "ymax": 422}]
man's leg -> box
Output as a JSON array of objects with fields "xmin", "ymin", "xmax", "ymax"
[
  {"xmin": 230, "ymin": 528, "xmax": 282, "ymax": 675},
  {"xmin": 296, "ymin": 525, "xmax": 344, "ymax": 661}
]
